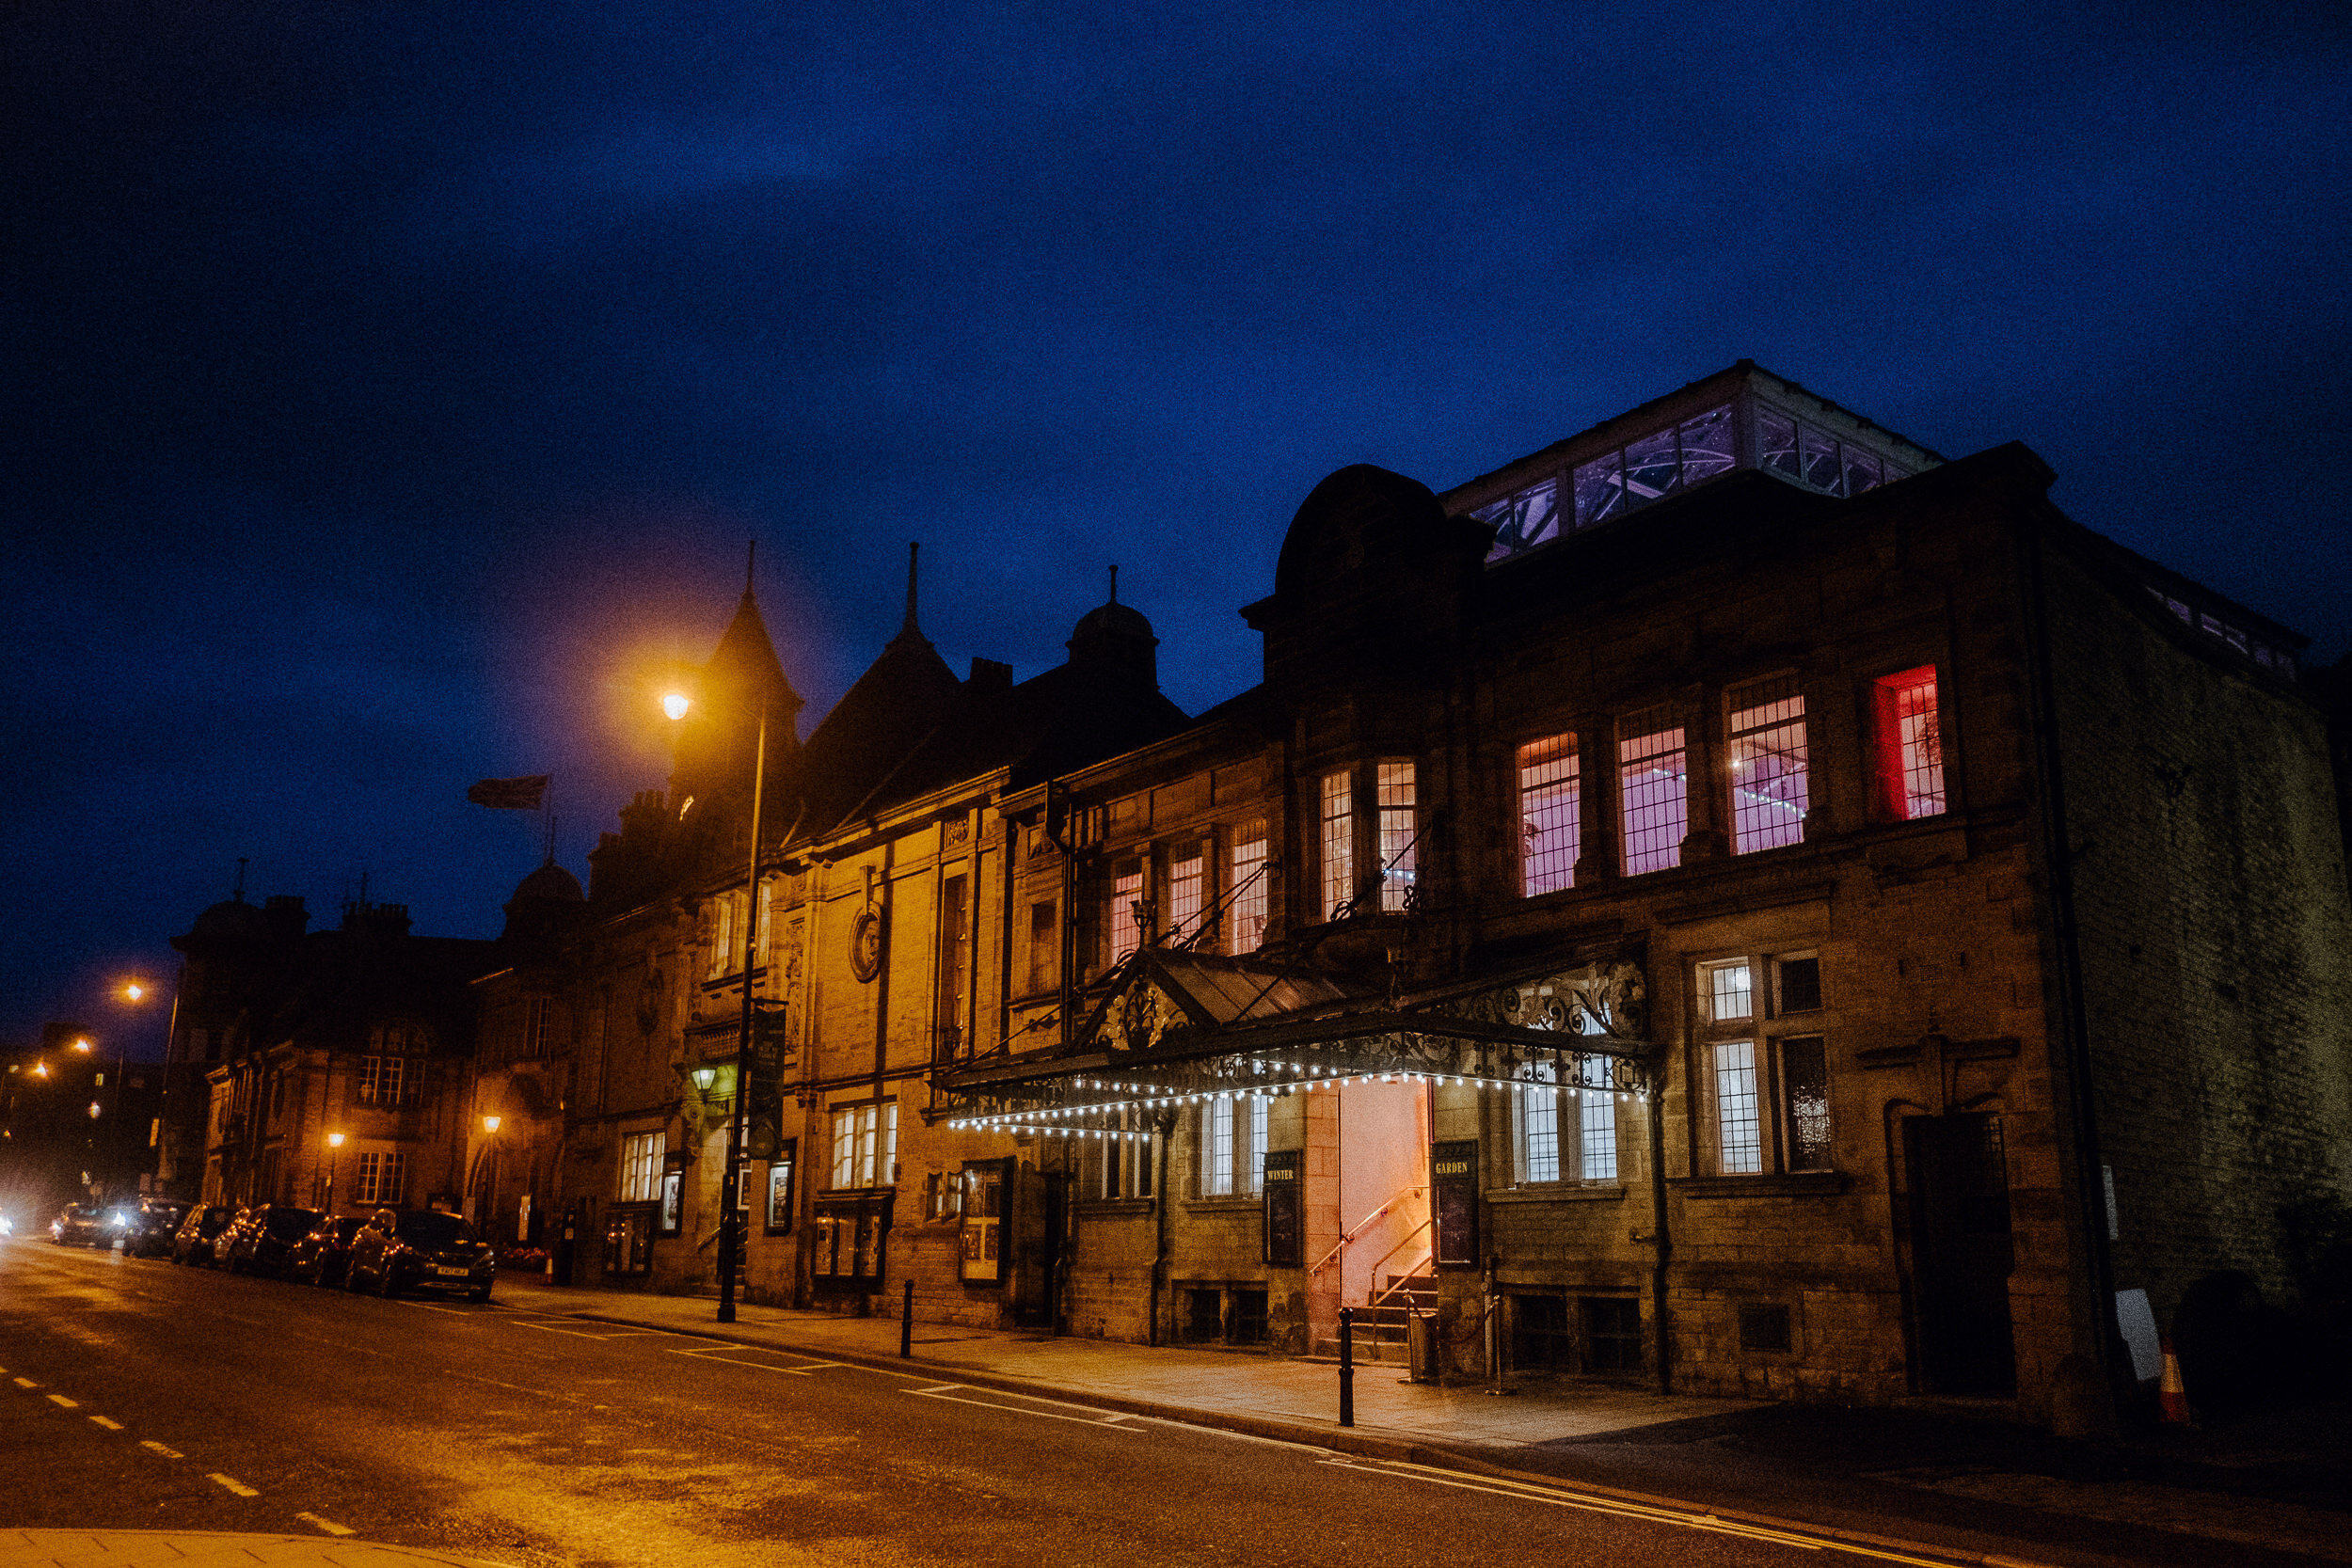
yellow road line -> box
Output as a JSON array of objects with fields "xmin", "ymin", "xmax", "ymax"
[
  {"xmin": 45, "ymin": 1394, "xmax": 77, "ymax": 1408},
  {"xmin": 296, "ymin": 1512, "xmax": 356, "ymax": 1536},
  {"xmin": 89, "ymin": 1416, "xmax": 123, "ymax": 1431},
  {"xmin": 207, "ymin": 1473, "xmax": 259, "ymax": 1497}
]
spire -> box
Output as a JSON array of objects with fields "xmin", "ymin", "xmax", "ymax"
[
  {"xmin": 1109, "ymin": 563, "xmax": 1119, "ymax": 605},
  {"xmin": 903, "ymin": 542, "xmax": 921, "ymax": 636},
  {"xmin": 745, "ymin": 538, "xmax": 756, "ymax": 599}
]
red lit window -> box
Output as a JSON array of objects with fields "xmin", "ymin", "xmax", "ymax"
[
  {"xmin": 1871, "ymin": 668, "xmax": 1946, "ymax": 820},
  {"xmin": 1518, "ymin": 734, "xmax": 1580, "ymax": 896}
]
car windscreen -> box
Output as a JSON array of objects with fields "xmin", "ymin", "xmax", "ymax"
[
  {"xmin": 392, "ymin": 1212, "xmax": 477, "ymax": 1247},
  {"xmin": 265, "ymin": 1210, "xmax": 322, "ymax": 1238}
]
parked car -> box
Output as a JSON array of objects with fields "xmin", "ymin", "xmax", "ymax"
[
  {"xmin": 344, "ymin": 1209, "xmax": 497, "ymax": 1302},
  {"xmin": 119, "ymin": 1199, "xmax": 189, "ymax": 1259},
  {"xmin": 168, "ymin": 1204, "xmax": 238, "ymax": 1265},
  {"xmin": 287, "ymin": 1215, "xmax": 370, "ymax": 1287},
  {"xmin": 49, "ymin": 1202, "xmax": 112, "ymax": 1248},
  {"xmin": 220, "ymin": 1204, "xmax": 324, "ymax": 1277}
]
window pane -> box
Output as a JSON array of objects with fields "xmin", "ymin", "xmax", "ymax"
[
  {"xmin": 1518, "ymin": 733, "xmax": 1580, "ymax": 896},
  {"xmin": 1776, "ymin": 955, "xmax": 1822, "ymax": 1014},
  {"xmin": 1758, "ymin": 409, "xmax": 1802, "ymax": 481},
  {"xmin": 1892, "ymin": 667, "xmax": 1946, "ymax": 818},
  {"xmin": 1475, "ymin": 477, "xmax": 1561, "ymax": 564},
  {"xmin": 1168, "ymin": 847, "xmax": 1204, "ymax": 941},
  {"xmin": 1520, "ymin": 1063, "xmax": 1560, "ymax": 1183},
  {"xmin": 1376, "ymin": 761, "xmax": 1416, "ymax": 912},
  {"xmin": 1708, "ymin": 961, "xmax": 1754, "ymax": 1022},
  {"xmin": 1246, "ymin": 1098, "xmax": 1267, "ymax": 1196},
  {"xmin": 1622, "ymin": 427, "xmax": 1681, "ymax": 507},
  {"xmin": 1801, "ymin": 424, "xmax": 1844, "ymax": 493},
  {"xmin": 1678, "ymin": 404, "xmax": 1738, "ymax": 486},
  {"xmin": 1843, "ymin": 449, "xmax": 1883, "ymax": 496},
  {"xmin": 1727, "ymin": 673, "xmax": 1808, "ymax": 854},
  {"xmin": 1574, "ymin": 450, "xmax": 1629, "ymax": 528},
  {"xmin": 1579, "ymin": 1060, "xmax": 1618, "ymax": 1183},
  {"xmin": 1204, "ymin": 1097, "xmax": 1233, "ymax": 1196},
  {"xmin": 1782, "ymin": 1037, "xmax": 1832, "ymax": 1171},
  {"xmin": 1229, "ymin": 831, "xmax": 1268, "ymax": 952},
  {"xmin": 1319, "ymin": 770, "xmax": 1354, "ymax": 920},
  {"xmin": 1109, "ymin": 864, "xmax": 1143, "ymax": 961},
  {"xmin": 1618, "ymin": 712, "xmax": 1687, "ymax": 875},
  {"xmin": 1715, "ymin": 1040, "xmax": 1762, "ymax": 1174},
  {"xmin": 1027, "ymin": 902, "xmax": 1058, "ymax": 994}
]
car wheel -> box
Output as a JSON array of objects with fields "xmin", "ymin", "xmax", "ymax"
[
  {"xmin": 468, "ymin": 1287, "xmax": 491, "ymax": 1304},
  {"xmin": 343, "ymin": 1264, "xmax": 368, "ymax": 1292},
  {"xmin": 379, "ymin": 1268, "xmax": 402, "ymax": 1299}
]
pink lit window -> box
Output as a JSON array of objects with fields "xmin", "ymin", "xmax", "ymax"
[
  {"xmin": 1617, "ymin": 710, "xmax": 1687, "ymax": 876},
  {"xmin": 1319, "ymin": 770, "xmax": 1354, "ymax": 920},
  {"xmin": 1518, "ymin": 733, "xmax": 1580, "ymax": 896},
  {"xmin": 1726, "ymin": 673, "xmax": 1808, "ymax": 854},
  {"xmin": 1229, "ymin": 829, "xmax": 1268, "ymax": 952},
  {"xmin": 1108, "ymin": 863, "xmax": 1143, "ymax": 962},
  {"xmin": 1168, "ymin": 844, "xmax": 1204, "ymax": 942},
  {"xmin": 1871, "ymin": 667, "xmax": 1946, "ymax": 819},
  {"xmin": 1376, "ymin": 762, "xmax": 1416, "ymax": 912}
]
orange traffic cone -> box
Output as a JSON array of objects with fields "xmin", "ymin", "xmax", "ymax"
[{"xmin": 2157, "ymin": 1334, "xmax": 2193, "ymax": 1425}]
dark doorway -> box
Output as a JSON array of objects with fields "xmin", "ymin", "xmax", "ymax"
[{"xmin": 1905, "ymin": 1113, "xmax": 2016, "ymax": 1395}]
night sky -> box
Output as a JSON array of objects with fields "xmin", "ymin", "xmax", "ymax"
[{"xmin": 5, "ymin": 3, "xmax": 2346, "ymax": 1055}]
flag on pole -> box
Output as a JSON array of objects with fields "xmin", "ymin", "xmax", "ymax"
[{"xmin": 467, "ymin": 774, "xmax": 550, "ymax": 810}]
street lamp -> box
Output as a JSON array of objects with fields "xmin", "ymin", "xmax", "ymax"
[
  {"xmin": 325, "ymin": 1132, "xmax": 345, "ymax": 1212},
  {"xmin": 664, "ymin": 685, "xmax": 771, "ymax": 1326}
]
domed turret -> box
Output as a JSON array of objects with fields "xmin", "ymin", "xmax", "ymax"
[
  {"xmin": 1066, "ymin": 566, "xmax": 1159, "ymax": 689},
  {"xmin": 501, "ymin": 861, "xmax": 585, "ymax": 945}
]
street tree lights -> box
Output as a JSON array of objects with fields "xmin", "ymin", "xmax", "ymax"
[
  {"xmin": 325, "ymin": 1132, "xmax": 345, "ymax": 1212},
  {"xmin": 664, "ymin": 686, "xmax": 772, "ymax": 1325}
]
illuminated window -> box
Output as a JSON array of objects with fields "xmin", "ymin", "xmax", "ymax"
[
  {"xmin": 1870, "ymin": 667, "xmax": 1946, "ymax": 820},
  {"xmin": 1099, "ymin": 1105, "xmax": 1155, "ymax": 1199},
  {"xmin": 524, "ymin": 998, "xmax": 549, "ymax": 1059},
  {"xmin": 1199, "ymin": 1094, "xmax": 1268, "ymax": 1198},
  {"xmin": 357, "ymin": 1054, "xmax": 410, "ymax": 1108},
  {"xmin": 1474, "ymin": 477, "xmax": 1561, "ymax": 564},
  {"xmin": 1757, "ymin": 408, "xmax": 1902, "ymax": 499},
  {"xmin": 1168, "ymin": 844, "xmax": 1204, "ymax": 942},
  {"xmin": 1229, "ymin": 828, "xmax": 1268, "ymax": 952},
  {"xmin": 830, "ymin": 1101, "xmax": 898, "ymax": 1189},
  {"xmin": 1697, "ymin": 954, "xmax": 1833, "ymax": 1176},
  {"xmin": 1518, "ymin": 733, "xmax": 1580, "ymax": 896},
  {"xmin": 619, "ymin": 1132, "xmax": 662, "ymax": 1202},
  {"xmin": 354, "ymin": 1149, "xmax": 406, "ymax": 1207},
  {"xmin": 706, "ymin": 890, "xmax": 739, "ymax": 980},
  {"xmin": 1376, "ymin": 762, "xmax": 1416, "ymax": 912},
  {"xmin": 1319, "ymin": 770, "xmax": 1354, "ymax": 920},
  {"xmin": 1618, "ymin": 710, "xmax": 1687, "ymax": 876},
  {"xmin": 1108, "ymin": 862, "xmax": 1144, "ymax": 964},
  {"xmin": 1203, "ymin": 1096, "xmax": 1234, "ymax": 1196},
  {"xmin": 1569, "ymin": 404, "xmax": 1739, "ymax": 533},
  {"xmin": 1516, "ymin": 1054, "xmax": 1618, "ymax": 1183},
  {"xmin": 1727, "ymin": 673, "xmax": 1808, "ymax": 854}
]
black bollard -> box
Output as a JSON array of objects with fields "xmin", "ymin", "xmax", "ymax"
[
  {"xmin": 900, "ymin": 1278, "xmax": 914, "ymax": 1358},
  {"xmin": 1338, "ymin": 1306, "xmax": 1356, "ymax": 1427}
]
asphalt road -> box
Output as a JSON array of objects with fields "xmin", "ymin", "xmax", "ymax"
[{"xmin": 2, "ymin": 1239, "xmax": 1994, "ymax": 1568}]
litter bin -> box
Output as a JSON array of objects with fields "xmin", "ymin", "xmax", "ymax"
[{"xmin": 1406, "ymin": 1309, "xmax": 1438, "ymax": 1384}]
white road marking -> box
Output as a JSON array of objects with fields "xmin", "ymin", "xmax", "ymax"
[
  {"xmin": 89, "ymin": 1417, "xmax": 123, "ymax": 1431},
  {"xmin": 141, "ymin": 1440, "xmax": 183, "ymax": 1459},
  {"xmin": 397, "ymin": 1300, "xmax": 469, "ymax": 1315},
  {"xmin": 1097, "ymin": 1412, "xmax": 1136, "ymax": 1423},
  {"xmin": 1139, "ymin": 1418, "xmax": 1333, "ymax": 1452},
  {"xmin": 1336, "ymin": 1458, "xmax": 2014, "ymax": 1567},
  {"xmin": 914, "ymin": 1383, "xmax": 962, "ymax": 1394},
  {"xmin": 207, "ymin": 1473, "xmax": 259, "ymax": 1497},
  {"xmin": 667, "ymin": 1348, "xmax": 814, "ymax": 1375},
  {"xmin": 296, "ymin": 1513, "xmax": 356, "ymax": 1536},
  {"xmin": 510, "ymin": 1319, "xmax": 680, "ymax": 1339},
  {"xmin": 902, "ymin": 1387, "xmax": 1144, "ymax": 1430},
  {"xmin": 11, "ymin": 1377, "xmax": 36, "ymax": 1388},
  {"xmin": 45, "ymin": 1394, "xmax": 77, "ymax": 1408}
]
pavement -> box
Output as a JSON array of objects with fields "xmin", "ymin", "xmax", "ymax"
[{"xmin": 11, "ymin": 1272, "xmax": 2351, "ymax": 1568}]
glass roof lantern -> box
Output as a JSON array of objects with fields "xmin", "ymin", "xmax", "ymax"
[{"xmin": 1454, "ymin": 364, "xmax": 1944, "ymax": 567}]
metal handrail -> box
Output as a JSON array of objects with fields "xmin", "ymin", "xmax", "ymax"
[
  {"xmin": 1308, "ymin": 1183, "xmax": 1428, "ymax": 1277},
  {"xmin": 1364, "ymin": 1227, "xmax": 1432, "ymax": 1303}
]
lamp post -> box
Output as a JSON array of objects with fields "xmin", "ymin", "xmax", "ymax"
[
  {"xmin": 70, "ymin": 1030, "xmax": 129, "ymax": 1197},
  {"xmin": 325, "ymin": 1132, "xmax": 345, "ymax": 1212},
  {"xmin": 476, "ymin": 1115, "xmax": 502, "ymax": 1229},
  {"xmin": 665, "ymin": 687, "xmax": 770, "ymax": 1325}
]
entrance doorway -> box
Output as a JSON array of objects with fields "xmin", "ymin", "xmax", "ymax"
[
  {"xmin": 1305, "ymin": 1077, "xmax": 1433, "ymax": 1352},
  {"xmin": 1904, "ymin": 1112, "xmax": 2016, "ymax": 1395}
]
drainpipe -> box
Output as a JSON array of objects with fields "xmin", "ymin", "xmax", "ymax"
[
  {"xmin": 1646, "ymin": 1079, "xmax": 1673, "ymax": 1395},
  {"xmin": 2017, "ymin": 515, "xmax": 2123, "ymax": 1424}
]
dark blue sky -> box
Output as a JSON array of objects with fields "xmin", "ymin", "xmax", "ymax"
[{"xmin": 4, "ymin": 1, "xmax": 2346, "ymax": 1053}]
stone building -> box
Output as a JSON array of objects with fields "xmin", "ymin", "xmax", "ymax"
[
  {"xmin": 166, "ymin": 894, "xmax": 493, "ymax": 1216},
  {"xmin": 493, "ymin": 361, "xmax": 2348, "ymax": 1429}
]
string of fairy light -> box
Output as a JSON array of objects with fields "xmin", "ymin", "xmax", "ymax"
[{"xmin": 946, "ymin": 1053, "xmax": 1652, "ymax": 1143}]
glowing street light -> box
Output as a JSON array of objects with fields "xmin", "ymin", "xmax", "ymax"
[
  {"xmin": 662, "ymin": 691, "xmax": 692, "ymax": 721},
  {"xmin": 325, "ymin": 1132, "xmax": 345, "ymax": 1212}
]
